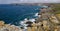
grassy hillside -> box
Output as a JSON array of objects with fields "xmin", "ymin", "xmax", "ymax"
[{"xmin": 51, "ymin": 4, "xmax": 60, "ymax": 14}]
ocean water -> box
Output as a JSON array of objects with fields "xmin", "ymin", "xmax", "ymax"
[{"xmin": 0, "ymin": 4, "xmax": 41, "ymax": 26}]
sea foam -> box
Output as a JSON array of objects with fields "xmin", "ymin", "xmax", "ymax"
[{"xmin": 34, "ymin": 13, "xmax": 38, "ymax": 16}]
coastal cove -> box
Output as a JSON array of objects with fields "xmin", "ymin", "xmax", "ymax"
[{"xmin": 0, "ymin": 4, "xmax": 41, "ymax": 26}]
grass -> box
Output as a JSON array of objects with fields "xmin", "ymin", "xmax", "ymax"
[{"xmin": 51, "ymin": 4, "xmax": 60, "ymax": 14}]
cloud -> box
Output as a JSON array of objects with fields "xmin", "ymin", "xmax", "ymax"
[{"xmin": 0, "ymin": 0, "xmax": 60, "ymax": 4}]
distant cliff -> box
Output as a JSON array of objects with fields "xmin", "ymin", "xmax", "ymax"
[{"xmin": 10, "ymin": 3, "xmax": 42, "ymax": 6}]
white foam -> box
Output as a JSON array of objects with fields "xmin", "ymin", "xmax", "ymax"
[
  {"xmin": 20, "ymin": 20, "xmax": 28, "ymax": 27},
  {"xmin": 24, "ymin": 27, "xmax": 27, "ymax": 29},
  {"xmin": 20, "ymin": 18, "xmax": 36, "ymax": 29},
  {"xmin": 24, "ymin": 18, "xmax": 28, "ymax": 23},
  {"xmin": 23, "ymin": 24, "xmax": 28, "ymax": 27},
  {"xmin": 29, "ymin": 18, "xmax": 36, "ymax": 22},
  {"xmin": 24, "ymin": 18, "xmax": 28, "ymax": 21},
  {"xmin": 20, "ymin": 21, "xmax": 25, "ymax": 25},
  {"xmin": 35, "ymin": 13, "xmax": 38, "ymax": 16}
]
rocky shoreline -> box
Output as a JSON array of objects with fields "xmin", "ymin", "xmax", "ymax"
[{"xmin": 0, "ymin": 5, "xmax": 60, "ymax": 31}]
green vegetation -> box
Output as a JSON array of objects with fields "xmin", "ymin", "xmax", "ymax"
[{"xmin": 51, "ymin": 4, "xmax": 60, "ymax": 14}]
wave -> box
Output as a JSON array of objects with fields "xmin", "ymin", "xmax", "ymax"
[
  {"xmin": 28, "ymin": 18, "xmax": 36, "ymax": 22},
  {"xmin": 20, "ymin": 12, "xmax": 38, "ymax": 27},
  {"xmin": 34, "ymin": 13, "xmax": 39, "ymax": 16}
]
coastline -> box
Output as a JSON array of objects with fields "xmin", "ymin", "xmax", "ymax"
[{"xmin": 0, "ymin": 4, "xmax": 60, "ymax": 31}]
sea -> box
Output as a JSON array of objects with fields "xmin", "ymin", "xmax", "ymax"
[{"xmin": 0, "ymin": 4, "xmax": 42, "ymax": 26}]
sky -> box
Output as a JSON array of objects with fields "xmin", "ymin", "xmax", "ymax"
[{"xmin": 0, "ymin": 0, "xmax": 60, "ymax": 4}]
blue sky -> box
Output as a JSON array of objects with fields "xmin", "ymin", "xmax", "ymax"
[{"xmin": 0, "ymin": 0, "xmax": 60, "ymax": 4}]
